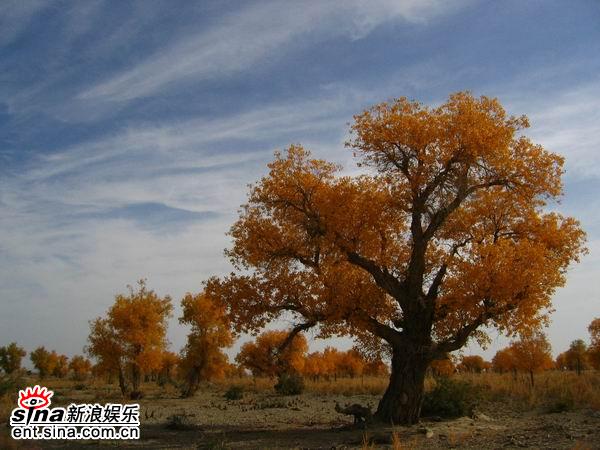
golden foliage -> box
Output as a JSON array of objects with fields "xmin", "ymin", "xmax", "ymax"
[
  {"xmin": 209, "ymin": 92, "xmax": 585, "ymax": 362},
  {"xmin": 178, "ymin": 291, "xmax": 233, "ymax": 397},
  {"xmin": 87, "ymin": 279, "xmax": 173, "ymax": 395},
  {"xmin": 0, "ymin": 342, "xmax": 26, "ymax": 374},
  {"xmin": 236, "ymin": 330, "xmax": 307, "ymax": 377},
  {"xmin": 206, "ymin": 92, "xmax": 586, "ymax": 422},
  {"xmin": 457, "ymin": 355, "xmax": 489, "ymax": 373},
  {"xmin": 30, "ymin": 347, "xmax": 55, "ymax": 379},
  {"xmin": 510, "ymin": 331, "xmax": 554, "ymax": 374},
  {"xmin": 68, "ymin": 355, "xmax": 92, "ymax": 381}
]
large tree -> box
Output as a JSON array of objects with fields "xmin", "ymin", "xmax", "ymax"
[{"xmin": 207, "ymin": 92, "xmax": 585, "ymax": 424}]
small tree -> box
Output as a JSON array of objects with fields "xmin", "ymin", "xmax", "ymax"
[
  {"xmin": 69, "ymin": 355, "xmax": 92, "ymax": 381},
  {"xmin": 30, "ymin": 347, "xmax": 55, "ymax": 379},
  {"xmin": 510, "ymin": 331, "xmax": 553, "ymax": 386},
  {"xmin": 337, "ymin": 349, "xmax": 365, "ymax": 378},
  {"xmin": 52, "ymin": 353, "xmax": 69, "ymax": 378},
  {"xmin": 429, "ymin": 356, "xmax": 455, "ymax": 378},
  {"xmin": 157, "ymin": 351, "xmax": 179, "ymax": 386},
  {"xmin": 363, "ymin": 357, "xmax": 390, "ymax": 377},
  {"xmin": 492, "ymin": 347, "xmax": 517, "ymax": 377},
  {"xmin": 588, "ymin": 318, "xmax": 600, "ymax": 370},
  {"xmin": 565, "ymin": 339, "xmax": 588, "ymax": 375},
  {"xmin": 458, "ymin": 355, "xmax": 488, "ymax": 373},
  {"xmin": 87, "ymin": 318, "xmax": 126, "ymax": 391},
  {"xmin": 236, "ymin": 330, "xmax": 307, "ymax": 378},
  {"xmin": 87, "ymin": 280, "xmax": 173, "ymax": 398},
  {"xmin": 0, "ymin": 342, "xmax": 26, "ymax": 374},
  {"xmin": 178, "ymin": 292, "xmax": 232, "ymax": 397}
]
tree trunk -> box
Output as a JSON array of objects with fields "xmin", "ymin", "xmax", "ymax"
[
  {"xmin": 181, "ymin": 367, "xmax": 200, "ymax": 398},
  {"xmin": 375, "ymin": 348, "xmax": 429, "ymax": 425},
  {"xmin": 130, "ymin": 364, "xmax": 142, "ymax": 398},
  {"xmin": 118, "ymin": 364, "xmax": 129, "ymax": 397}
]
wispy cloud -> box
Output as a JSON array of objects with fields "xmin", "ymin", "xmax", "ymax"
[
  {"xmin": 0, "ymin": 0, "xmax": 49, "ymax": 46},
  {"xmin": 78, "ymin": 0, "xmax": 465, "ymax": 102}
]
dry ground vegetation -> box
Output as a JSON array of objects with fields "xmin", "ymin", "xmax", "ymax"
[{"xmin": 1, "ymin": 371, "xmax": 599, "ymax": 449}]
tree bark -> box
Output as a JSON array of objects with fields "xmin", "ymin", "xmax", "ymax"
[
  {"xmin": 375, "ymin": 347, "xmax": 429, "ymax": 425},
  {"xmin": 118, "ymin": 364, "xmax": 129, "ymax": 397},
  {"xmin": 181, "ymin": 367, "xmax": 201, "ymax": 398}
]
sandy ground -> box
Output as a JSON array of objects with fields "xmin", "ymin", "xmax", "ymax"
[{"xmin": 2, "ymin": 384, "xmax": 599, "ymax": 449}]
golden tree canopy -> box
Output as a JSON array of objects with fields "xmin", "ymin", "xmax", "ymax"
[
  {"xmin": 206, "ymin": 92, "xmax": 586, "ymax": 424},
  {"xmin": 209, "ymin": 92, "xmax": 585, "ymax": 357},
  {"xmin": 236, "ymin": 330, "xmax": 308, "ymax": 377}
]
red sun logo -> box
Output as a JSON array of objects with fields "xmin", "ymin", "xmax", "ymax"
[{"xmin": 18, "ymin": 385, "xmax": 53, "ymax": 410}]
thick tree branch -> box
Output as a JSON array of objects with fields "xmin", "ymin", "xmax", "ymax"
[
  {"xmin": 276, "ymin": 320, "xmax": 318, "ymax": 355},
  {"xmin": 346, "ymin": 251, "xmax": 406, "ymax": 305},
  {"xmin": 423, "ymin": 178, "xmax": 509, "ymax": 241}
]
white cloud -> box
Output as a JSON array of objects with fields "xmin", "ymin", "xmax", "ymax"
[
  {"xmin": 496, "ymin": 81, "xmax": 600, "ymax": 179},
  {"xmin": 78, "ymin": 0, "xmax": 466, "ymax": 102}
]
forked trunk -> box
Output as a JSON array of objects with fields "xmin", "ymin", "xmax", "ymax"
[{"xmin": 375, "ymin": 348, "xmax": 429, "ymax": 425}]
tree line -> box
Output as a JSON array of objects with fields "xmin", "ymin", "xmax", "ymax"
[{"xmin": 2, "ymin": 283, "xmax": 598, "ymax": 399}]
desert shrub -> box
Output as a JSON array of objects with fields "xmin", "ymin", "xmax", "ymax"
[
  {"xmin": 0, "ymin": 373, "xmax": 23, "ymax": 397},
  {"xmin": 546, "ymin": 398, "xmax": 574, "ymax": 413},
  {"xmin": 274, "ymin": 373, "xmax": 304, "ymax": 395},
  {"xmin": 257, "ymin": 399, "xmax": 287, "ymax": 409},
  {"xmin": 165, "ymin": 413, "xmax": 196, "ymax": 430},
  {"xmin": 129, "ymin": 390, "xmax": 144, "ymax": 400},
  {"xmin": 421, "ymin": 378, "xmax": 480, "ymax": 419},
  {"xmin": 224, "ymin": 385, "xmax": 243, "ymax": 400}
]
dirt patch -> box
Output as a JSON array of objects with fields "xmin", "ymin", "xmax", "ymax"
[{"xmin": 1, "ymin": 384, "xmax": 598, "ymax": 449}]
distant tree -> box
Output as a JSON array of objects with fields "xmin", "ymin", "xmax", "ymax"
[
  {"xmin": 30, "ymin": 347, "xmax": 55, "ymax": 378},
  {"xmin": 565, "ymin": 339, "xmax": 589, "ymax": 375},
  {"xmin": 588, "ymin": 318, "xmax": 600, "ymax": 370},
  {"xmin": 157, "ymin": 351, "xmax": 179, "ymax": 387},
  {"xmin": 555, "ymin": 351, "xmax": 568, "ymax": 371},
  {"xmin": 87, "ymin": 318, "xmax": 126, "ymax": 390},
  {"xmin": 337, "ymin": 349, "xmax": 365, "ymax": 378},
  {"xmin": 51, "ymin": 353, "xmax": 69, "ymax": 378},
  {"xmin": 0, "ymin": 342, "xmax": 26, "ymax": 374},
  {"xmin": 429, "ymin": 356, "xmax": 455, "ymax": 378},
  {"xmin": 69, "ymin": 355, "xmax": 92, "ymax": 381},
  {"xmin": 178, "ymin": 292, "xmax": 233, "ymax": 397},
  {"xmin": 321, "ymin": 347, "xmax": 342, "ymax": 379},
  {"xmin": 363, "ymin": 357, "xmax": 390, "ymax": 377},
  {"xmin": 236, "ymin": 330, "xmax": 307, "ymax": 378},
  {"xmin": 458, "ymin": 355, "xmax": 488, "ymax": 373},
  {"xmin": 303, "ymin": 352, "xmax": 325, "ymax": 380},
  {"xmin": 87, "ymin": 280, "xmax": 173, "ymax": 398},
  {"xmin": 492, "ymin": 347, "xmax": 517, "ymax": 375},
  {"xmin": 510, "ymin": 331, "xmax": 553, "ymax": 386}
]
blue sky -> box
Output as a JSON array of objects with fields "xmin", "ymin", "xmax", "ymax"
[{"xmin": 1, "ymin": 0, "xmax": 599, "ymax": 362}]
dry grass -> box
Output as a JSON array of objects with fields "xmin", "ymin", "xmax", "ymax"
[
  {"xmin": 215, "ymin": 370, "xmax": 600, "ymax": 416},
  {"xmin": 460, "ymin": 370, "xmax": 600, "ymax": 410},
  {"xmin": 214, "ymin": 371, "xmax": 600, "ymax": 412}
]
